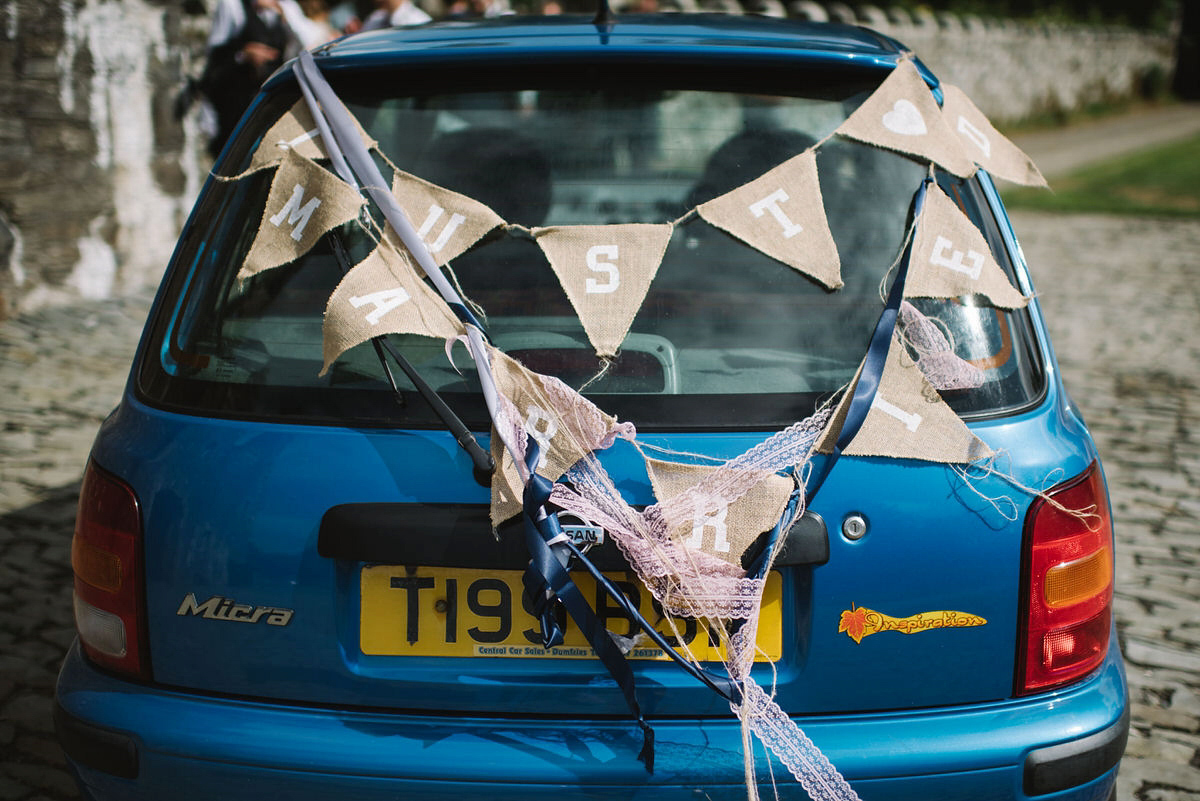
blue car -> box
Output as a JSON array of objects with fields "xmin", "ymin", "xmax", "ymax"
[{"xmin": 56, "ymin": 13, "xmax": 1127, "ymax": 801}]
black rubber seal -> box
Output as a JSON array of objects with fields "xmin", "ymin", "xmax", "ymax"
[
  {"xmin": 54, "ymin": 701, "xmax": 139, "ymax": 780},
  {"xmin": 1023, "ymin": 705, "xmax": 1129, "ymax": 796}
]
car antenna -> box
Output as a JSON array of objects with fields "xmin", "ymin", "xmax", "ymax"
[{"xmin": 593, "ymin": 0, "xmax": 615, "ymax": 30}]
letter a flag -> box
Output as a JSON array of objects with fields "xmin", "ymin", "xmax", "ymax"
[
  {"xmin": 240, "ymin": 149, "xmax": 365, "ymax": 280},
  {"xmin": 487, "ymin": 347, "xmax": 636, "ymax": 525},
  {"xmin": 320, "ymin": 235, "xmax": 465, "ymax": 375},
  {"xmin": 646, "ymin": 458, "xmax": 794, "ymax": 567},
  {"xmin": 819, "ymin": 331, "xmax": 992, "ymax": 464},
  {"xmin": 940, "ymin": 85, "xmax": 1048, "ymax": 188},
  {"xmin": 247, "ymin": 100, "xmax": 378, "ymax": 175},
  {"xmin": 696, "ymin": 149, "xmax": 842, "ymax": 290},
  {"xmin": 534, "ymin": 224, "xmax": 674, "ymax": 359},
  {"xmin": 836, "ymin": 59, "xmax": 975, "ymax": 178},
  {"xmin": 390, "ymin": 170, "xmax": 506, "ymax": 266},
  {"xmin": 906, "ymin": 186, "xmax": 1029, "ymax": 309}
]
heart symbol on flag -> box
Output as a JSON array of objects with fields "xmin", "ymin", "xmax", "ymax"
[{"xmin": 882, "ymin": 99, "xmax": 927, "ymax": 136}]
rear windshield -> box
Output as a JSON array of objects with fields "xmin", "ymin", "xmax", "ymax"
[{"xmin": 138, "ymin": 61, "xmax": 1042, "ymax": 430}]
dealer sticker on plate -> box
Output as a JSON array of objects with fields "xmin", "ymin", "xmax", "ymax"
[{"xmin": 360, "ymin": 565, "xmax": 782, "ymax": 661}]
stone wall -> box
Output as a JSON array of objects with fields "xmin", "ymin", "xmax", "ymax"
[
  {"xmin": 0, "ymin": 0, "xmax": 1176, "ymax": 316},
  {"xmin": 790, "ymin": 3, "xmax": 1176, "ymax": 122},
  {"xmin": 0, "ymin": 0, "xmax": 209, "ymax": 317}
]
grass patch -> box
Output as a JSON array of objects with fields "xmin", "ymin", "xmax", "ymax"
[{"xmin": 1001, "ymin": 134, "xmax": 1200, "ymax": 218}]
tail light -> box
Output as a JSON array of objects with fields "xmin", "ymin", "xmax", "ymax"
[
  {"xmin": 1017, "ymin": 461, "xmax": 1113, "ymax": 695},
  {"xmin": 72, "ymin": 461, "xmax": 150, "ymax": 680}
]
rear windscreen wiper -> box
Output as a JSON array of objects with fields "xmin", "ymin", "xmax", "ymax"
[{"xmin": 327, "ymin": 232, "xmax": 495, "ymax": 487}]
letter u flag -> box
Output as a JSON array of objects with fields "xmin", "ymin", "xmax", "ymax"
[
  {"xmin": 534, "ymin": 224, "xmax": 674, "ymax": 359},
  {"xmin": 390, "ymin": 169, "xmax": 506, "ymax": 266},
  {"xmin": 697, "ymin": 149, "xmax": 842, "ymax": 290},
  {"xmin": 240, "ymin": 149, "xmax": 365, "ymax": 280}
]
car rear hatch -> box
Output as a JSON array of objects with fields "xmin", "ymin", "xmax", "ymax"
[{"xmin": 117, "ymin": 19, "xmax": 1083, "ymax": 722}]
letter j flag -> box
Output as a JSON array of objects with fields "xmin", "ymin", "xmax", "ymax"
[
  {"xmin": 697, "ymin": 149, "xmax": 842, "ymax": 290},
  {"xmin": 240, "ymin": 149, "xmax": 365, "ymax": 281}
]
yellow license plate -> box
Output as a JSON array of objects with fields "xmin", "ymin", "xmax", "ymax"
[{"xmin": 360, "ymin": 565, "xmax": 782, "ymax": 660}]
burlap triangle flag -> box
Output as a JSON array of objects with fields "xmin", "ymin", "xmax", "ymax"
[
  {"xmin": 488, "ymin": 346, "xmax": 636, "ymax": 525},
  {"xmin": 320, "ymin": 236, "xmax": 465, "ymax": 375},
  {"xmin": 247, "ymin": 100, "xmax": 378, "ymax": 175},
  {"xmin": 646, "ymin": 458, "xmax": 793, "ymax": 568},
  {"xmin": 390, "ymin": 170, "xmax": 506, "ymax": 266},
  {"xmin": 533, "ymin": 224, "xmax": 674, "ymax": 359},
  {"xmin": 240, "ymin": 149, "xmax": 365, "ymax": 280},
  {"xmin": 836, "ymin": 59, "xmax": 976, "ymax": 178},
  {"xmin": 907, "ymin": 186, "xmax": 1029, "ymax": 309},
  {"xmin": 940, "ymin": 85, "xmax": 1048, "ymax": 188},
  {"xmin": 696, "ymin": 149, "xmax": 842, "ymax": 290},
  {"xmin": 819, "ymin": 331, "xmax": 992, "ymax": 463}
]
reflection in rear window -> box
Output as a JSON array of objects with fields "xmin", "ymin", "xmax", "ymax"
[{"xmin": 139, "ymin": 69, "xmax": 1041, "ymax": 430}]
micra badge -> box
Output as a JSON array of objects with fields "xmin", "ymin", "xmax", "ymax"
[
  {"xmin": 177, "ymin": 593, "xmax": 294, "ymax": 626},
  {"xmin": 838, "ymin": 603, "xmax": 985, "ymax": 644}
]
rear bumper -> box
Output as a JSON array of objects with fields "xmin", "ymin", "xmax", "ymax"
[{"xmin": 56, "ymin": 639, "xmax": 1126, "ymax": 801}]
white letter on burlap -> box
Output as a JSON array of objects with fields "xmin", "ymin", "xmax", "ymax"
[
  {"xmin": 533, "ymin": 224, "xmax": 674, "ymax": 359},
  {"xmin": 818, "ymin": 331, "xmax": 992, "ymax": 464},
  {"xmin": 835, "ymin": 59, "xmax": 976, "ymax": 178},
  {"xmin": 696, "ymin": 150, "xmax": 842, "ymax": 290},
  {"xmin": 245, "ymin": 100, "xmax": 379, "ymax": 175},
  {"xmin": 487, "ymin": 347, "xmax": 636, "ymax": 525},
  {"xmin": 390, "ymin": 170, "xmax": 506, "ymax": 266},
  {"xmin": 320, "ymin": 237, "xmax": 465, "ymax": 374},
  {"xmin": 906, "ymin": 186, "xmax": 1029, "ymax": 309},
  {"xmin": 940, "ymin": 85, "xmax": 1048, "ymax": 188},
  {"xmin": 240, "ymin": 150, "xmax": 365, "ymax": 280},
  {"xmin": 646, "ymin": 458, "xmax": 794, "ymax": 568}
]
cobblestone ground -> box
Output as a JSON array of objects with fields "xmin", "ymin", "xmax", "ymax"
[{"xmin": 0, "ymin": 213, "xmax": 1197, "ymax": 799}]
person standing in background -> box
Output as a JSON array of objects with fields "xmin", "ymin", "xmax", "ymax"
[
  {"xmin": 201, "ymin": 0, "xmax": 287, "ymax": 157},
  {"xmin": 359, "ymin": 0, "xmax": 431, "ymax": 29}
]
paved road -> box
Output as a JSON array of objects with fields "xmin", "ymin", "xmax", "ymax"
[{"xmin": 2, "ymin": 112, "xmax": 1199, "ymax": 799}]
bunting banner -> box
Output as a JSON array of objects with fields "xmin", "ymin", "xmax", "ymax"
[
  {"xmin": 390, "ymin": 169, "xmax": 507, "ymax": 266},
  {"xmin": 320, "ymin": 235, "xmax": 466, "ymax": 375},
  {"xmin": 240, "ymin": 149, "xmax": 366, "ymax": 280},
  {"xmin": 696, "ymin": 149, "xmax": 842, "ymax": 290},
  {"xmin": 533, "ymin": 224, "xmax": 675, "ymax": 359},
  {"xmin": 940, "ymin": 85, "xmax": 1048, "ymax": 188},
  {"xmin": 487, "ymin": 347, "xmax": 636, "ymax": 525},
  {"xmin": 646, "ymin": 458, "xmax": 794, "ymax": 567},
  {"xmin": 248, "ymin": 100, "xmax": 378, "ymax": 175},
  {"xmin": 906, "ymin": 186, "xmax": 1030, "ymax": 309},
  {"xmin": 819, "ymin": 330, "xmax": 992, "ymax": 463},
  {"xmin": 835, "ymin": 59, "xmax": 976, "ymax": 179}
]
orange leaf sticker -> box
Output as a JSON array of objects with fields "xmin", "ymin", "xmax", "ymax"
[
  {"xmin": 838, "ymin": 605, "xmax": 870, "ymax": 644},
  {"xmin": 839, "ymin": 604, "xmax": 986, "ymax": 644}
]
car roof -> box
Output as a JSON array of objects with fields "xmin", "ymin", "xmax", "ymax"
[{"xmin": 303, "ymin": 14, "xmax": 918, "ymax": 76}]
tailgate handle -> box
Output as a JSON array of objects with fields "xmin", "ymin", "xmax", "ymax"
[{"xmin": 775, "ymin": 511, "xmax": 829, "ymax": 567}]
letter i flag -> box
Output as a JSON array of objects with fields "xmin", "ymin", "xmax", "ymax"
[
  {"xmin": 240, "ymin": 149, "xmax": 365, "ymax": 280},
  {"xmin": 534, "ymin": 224, "xmax": 674, "ymax": 359},
  {"xmin": 818, "ymin": 330, "xmax": 992, "ymax": 464},
  {"xmin": 697, "ymin": 149, "xmax": 842, "ymax": 290}
]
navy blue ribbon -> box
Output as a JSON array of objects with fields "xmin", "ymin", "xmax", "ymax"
[
  {"xmin": 806, "ymin": 178, "xmax": 931, "ymax": 504},
  {"xmin": 520, "ymin": 451, "xmax": 655, "ymax": 771}
]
